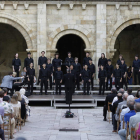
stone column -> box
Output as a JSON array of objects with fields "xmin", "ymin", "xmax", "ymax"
[
  {"xmin": 37, "ymin": 4, "xmax": 46, "ymax": 75},
  {"xmin": 37, "ymin": 4, "xmax": 46, "ymax": 58},
  {"xmin": 96, "ymin": 4, "xmax": 107, "ymax": 80}
]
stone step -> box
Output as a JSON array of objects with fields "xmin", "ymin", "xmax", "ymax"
[
  {"xmin": 22, "ymin": 84, "xmax": 140, "ymax": 88},
  {"xmin": 32, "ymin": 90, "xmax": 137, "ymax": 94},
  {"xmin": 54, "ymin": 103, "xmax": 96, "ymax": 108}
]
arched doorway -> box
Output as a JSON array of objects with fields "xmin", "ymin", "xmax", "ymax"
[
  {"xmin": 56, "ymin": 34, "xmax": 86, "ymax": 72},
  {"xmin": 112, "ymin": 24, "xmax": 140, "ymax": 67},
  {"xmin": 0, "ymin": 23, "xmax": 27, "ymax": 82}
]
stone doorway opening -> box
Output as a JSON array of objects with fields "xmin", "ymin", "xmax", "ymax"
[
  {"xmin": 56, "ymin": 34, "xmax": 86, "ymax": 73},
  {"xmin": 0, "ymin": 23, "xmax": 27, "ymax": 82},
  {"xmin": 112, "ymin": 24, "xmax": 140, "ymax": 68}
]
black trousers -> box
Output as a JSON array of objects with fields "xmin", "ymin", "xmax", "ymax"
[
  {"xmin": 28, "ymin": 76, "xmax": 34, "ymax": 95},
  {"xmin": 47, "ymin": 76, "xmax": 52, "ymax": 89},
  {"xmin": 134, "ymin": 69, "xmax": 140, "ymax": 85},
  {"xmin": 83, "ymin": 78, "xmax": 90, "ymax": 95},
  {"xmin": 72, "ymin": 80, "xmax": 75, "ymax": 94},
  {"xmin": 75, "ymin": 73, "xmax": 80, "ymax": 90},
  {"xmin": 0, "ymin": 128, "xmax": 5, "ymax": 140},
  {"xmin": 103, "ymin": 105, "xmax": 112, "ymax": 119},
  {"xmin": 65, "ymin": 87, "xmax": 73, "ymax": 104},
  {"xmin": 99, "ymin": 78, "xmax": 105, "ymax": 95},
  {"xmin": 40, "ymin": 77, "xmax": 48, "ymax": 94},
  {"xmin": 56, "ymin": 79, "xmax": 61, "ymax": 95},
  {"xmin": 106, "ymin": 76, "xmax": 112, "ymax": 90},
  {"xmin": 14, "ymin": 68, "xmax": 19, "ymax": 82},
  {"xmin": 115, "ymin": 78, "xmax": 121, "ymax": 91},
  {"xmin": 14, "ymin": 68, "xmax": 19, "ymax": 77},
  {"xmin": 121, "ymin": 76, "xmax": 127, "ymax": 89},
  {"xmin": 103, "ymin": 105, "xmax": 107, "ymax": 119}
]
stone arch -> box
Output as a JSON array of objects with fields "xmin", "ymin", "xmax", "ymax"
[
  {"xmin": 108, "ymin": 17, "xmax": 140, "ymax": 58},
  {"xmin": 48, "ymin": 25, "xmax": 94, "ymax": 50},
  {"xmin": 0, "ymin": 12, "xmax": 36, "ymax": 49}
]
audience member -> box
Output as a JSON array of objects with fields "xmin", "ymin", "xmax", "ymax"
[
  {"xmin": 135, "ymin": 89, "xmax": 140, "ymax": 99},
  {"xmin": 0, "ymin": 91, "xmax": 4, "ymax": 117},
  {"xmin": 0, "ymin": 115, "xmax": 5, "ymax": 140},
  {"xmin": 120, "ymin": 95, "xmax": 135, "ymax": 129},
  {"xmin": 103, "ymin": 87, "xmax": 117, "ymax": 121},
  {"xmin": 112, "ymin": 92, "xmax": 123, "ymax": 132},
  {"xmin": 129, "ymin": 103, "xmax": 140, "ymax": 138},
  {"xmin": 127, "ymin": 88, "xmax": 132, "ymax": 95},
  {"xmin": 112, "ymin": 88, "xmax": 124, "ymax": 105},
  {"xmin": 20, "ymin": 88, "xmax": 29, "ymax": 120},
  {"xmin": 115, "ymin": 92, "xmax": 128, "ymax": 121},
  {"xmin": 2, "ymin": 96, "xmax": 15, "ymax": 139},
  {"xmin": 2, "ymin": 88, "xmax": 8, "ymax": 96},
  {"xmin": 15, "ymin": 91, "xmax": 26, "ymax": 120},
  {"xmin": 118, "ymin": 100, "xmax": 136, "ymax": 140},
  {"xmin": 135, "ymin": 122, "xmax": 140, "ymax": 140},
  {"xmin": 135, "ymin": 91, "xmax": 140, "ymax": 103}
]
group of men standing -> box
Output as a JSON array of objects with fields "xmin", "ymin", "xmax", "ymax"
[
  {"xmin": 11, "ymin": 51, "xmax": 140, "ymax": 96},
  {"xmin": 11, "ymin": 51, "xmax": 95, "ymax": 95}
]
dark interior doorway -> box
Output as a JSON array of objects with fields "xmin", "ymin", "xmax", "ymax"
[
  {"xmin": 56, "ymin": 34, "xmax": 86, "ymax": 73},
  {"xmin": 0, "ymin": 23, "xmax": 27, "ymax": 82},
  {"xmin": 112, "ymin": 24, "xmax": 140, "ymax": 67}
]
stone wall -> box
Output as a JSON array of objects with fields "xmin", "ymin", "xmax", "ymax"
[{"xmin": 0, "ymin": 1, "xmax": 140, "ymax": 80}]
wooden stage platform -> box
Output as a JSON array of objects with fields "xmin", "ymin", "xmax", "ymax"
[{"xmin": 28, "ymin": 95, "xmax": 106, "ymax": 108}]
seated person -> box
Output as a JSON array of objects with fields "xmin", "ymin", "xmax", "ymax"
[
  {"xmin": 2, "ymin": 88, "xmax": 8, "ymax": 96},
  {"xmin": 112, "ymin": 88, "xmax": 125, "ymax": 105},
  {"xmin": 118, "ymin": 100, "xmax": 136, "ymax": 140},
  {"xmin": 115, "ymin": 92, "xmax": 128, "ymax": 121},
  {"xmin": 20, "ymin": 88, "xmax": 29, "ymax": 120},
  {"xmin": 15, "ymin": 91, "xmax": 26, "ymax": 120},
  {"xmin": 120, "ymin": 95, "xmax": 135, "ymax": 129},
  {"xmin": 129, "ymin": 103, "xmax": 140, "ymax": 139},
  {"xmin": 103, "ymin": 87, "xmax": 117, "ymax": 121},
  {"xmin": 1, "ymin": 96, "xmax": 15, "ymax": 139},
  {"xmin": 112, "ymin": 92, "xmax": 123, "ymax": 132},
  {"xmin": 135, "ymin": 122, "xmax": 140, "ymax": 140},
  {"xmin": 135, "ymin": 91, "xmax": 140, "ymax": 103},
  {"xmin": 0, "ymin": 115, "xmax": 5, "ymax": 140}
]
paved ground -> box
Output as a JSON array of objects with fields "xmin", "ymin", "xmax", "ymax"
[{"xmin": 13, "ymin": 107, "xmax": 120, "ymax": 140}]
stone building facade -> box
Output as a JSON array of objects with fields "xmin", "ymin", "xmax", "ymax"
[{"xmin": 0, "ymin": 0, "xmax": 140, "ymax": 81}]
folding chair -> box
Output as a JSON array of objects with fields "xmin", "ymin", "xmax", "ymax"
[
  {"xmin": 117, "ymin": 109, "xmax": 122, "ymax": 133},
  {"xmin": 130, "ymin": 127, "xmax": 135, "ymax": 140},
  {"xmin": 126, "ymin": 121, "xmax": 129, "ymax": 140},
  {"xmin": 137, "ymin": 134, "xmax": 140, "ymax": 140},
  {"xmin": 123, "ymin": 117, "xmax": 125, "ymax": 129},
  {"xmin": 3, "ymin": 113, "xmax": 12, "ymax": 140}
]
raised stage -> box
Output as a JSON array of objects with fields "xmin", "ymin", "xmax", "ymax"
[
  {"xmin": 24, "ymin": 84, "xmax": 138, "ymax": 108},
  {"xmin": 28, "ymin": 95, "xmax": 107, "ymax": 108}
]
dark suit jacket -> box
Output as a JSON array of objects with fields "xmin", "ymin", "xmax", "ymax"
[
  {"xmin": 105, "ymin": 93, "xmax": 117, "ymax": 107},
  {"xmin": 63, "ymin": 73, "xmax": 75, "ymax": 88},
  {"xmin": 111, "ymin": 99, "xmax": 123, "ymax": 114}
]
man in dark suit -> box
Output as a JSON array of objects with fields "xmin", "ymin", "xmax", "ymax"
[
  {"xmin": 112, "ymin": 92, "xmax": 123, "ymax": 132},
  {"xmin": 46, "ymin": 58, "xmax": 53, "ymax": 90},
  {"xmin": 73, "ymin": 57, "xmax": 82, "ymax": 90},
  {"xmin": 65, "ymin": 52, "xmax": 74, "ymax": 69},
  {"xmin": 70, "ymin": 65, "xmax": 76, "ymax": 94},
  {"xmin": 63, "ymin": 69, "xmax": 75, "ymax": 104},
  {"xmin": 82, "ymin": 65, "xmax": 91, "ymax": 95},
  {"xmin": 103, "ymin": 87, "xmax": 117, "ymax": 121}
]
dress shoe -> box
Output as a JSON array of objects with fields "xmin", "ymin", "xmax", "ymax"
[
  {"xmin": 103, "ymin": 118, "xmax": 107, "ymax": 121},
  {"xmin": 112, "ymin": 130, "xmax": 117, "ymax": 132}
]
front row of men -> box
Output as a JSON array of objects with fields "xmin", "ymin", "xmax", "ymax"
[{"xmin": 26, "ymin": 59, "xmax": 128, "ymax": 96}]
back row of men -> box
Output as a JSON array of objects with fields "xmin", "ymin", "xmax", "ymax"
[{"xmin": 12, "ymin": 51, "xmax": 140, "ymax": 95}]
